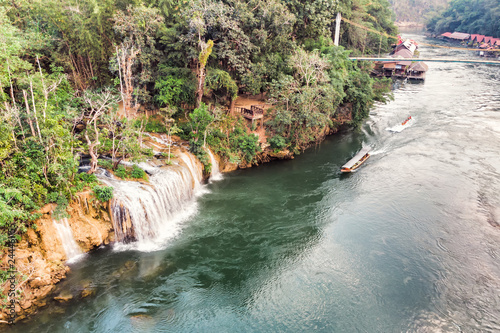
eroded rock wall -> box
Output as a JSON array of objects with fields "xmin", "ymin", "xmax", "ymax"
[{"xmin": 0, "ymin": 193, "xmax": 113, "ymax": 323}]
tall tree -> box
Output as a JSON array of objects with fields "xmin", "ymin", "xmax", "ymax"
[
  {"xmin": 112, "ymin": 5, "xmax": 164, "ymax": 117},
  {"xmin": 81, "ymin": 88, "xmax": 120, "ymax": 174}
]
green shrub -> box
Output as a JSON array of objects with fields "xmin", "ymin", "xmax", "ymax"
[
  {"xmin": 92, "ymin": 185, "xmax": 113, "ymax": 202},
  {"xmin": 77, "ymin": 172, "xmax": 98, "ymax": 184},
  {"xmin": 161, "ymin": 152, "xmax": 174, "ymax": 159},
  {"xmin": 98, "ymin": 159, "xmax": 113, "ymax": 170},
  {"xmin": 53, "ymin": 194, "xmax": 70, "ymax": 220},
  {"xmin": 268, "ymin": 134, "xmax": 287, "ymax": 150},
  {"xmin": 189, "ymin": 138, "xmax": 211, "ymax": 173},
  {"xmin": 115, "ymin": 165, "xmax": 127, "ymax": 179},
  {"xmin": 46, "ymin": 192, "xmax": 59, "ymax": 203},
  {"xmin": 130, "ymin": 165, "xmax": 146, "ymax": 179},
  {"xmin": 234, "ymin": 133, "xmax": 261, "ymax": 163},
  {"xmin": 134, "ymin": 117, "xmax": 166, "ymax": 133}
]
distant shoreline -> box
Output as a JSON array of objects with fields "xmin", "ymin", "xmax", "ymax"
[{"xmin": 395, "ymin": 22, "xmax": 426, "ymax": 28}]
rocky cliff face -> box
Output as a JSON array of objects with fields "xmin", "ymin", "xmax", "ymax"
[{"xmin": 0, "ymin": 193, "xmax": 113, "ymax": 323}]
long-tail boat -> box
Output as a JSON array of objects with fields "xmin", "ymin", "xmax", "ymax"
[{"xmin": 341, "ymin": 147, "xmax": 371, "ymax": 173}]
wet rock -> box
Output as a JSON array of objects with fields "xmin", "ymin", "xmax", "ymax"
[
  {"xmin": 80, "ymin": 288, "xmax": 96, "ymax": 298},
  {"xmin": 54, "ymin": 291, "xmax": 73, "ymax": 303},
  {"xmin": 35, "ymin": 285, "xmax": 55, "ymax": 299},
  {"xmin": 79, "ymin": 280, "xmax": 97, "ymax": 298},
  {"xmin": 220, "ymin": 161, "xmax": 238, "ymax": 172}
]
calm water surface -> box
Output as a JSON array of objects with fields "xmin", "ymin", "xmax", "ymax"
[{"xmin": 13, "ymin": 34, "xmax": 500, "ymax": 332}]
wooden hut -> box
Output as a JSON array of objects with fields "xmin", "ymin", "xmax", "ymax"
[{"xmin": 408, "ymin": 62, "xmax": 429, "ymax": 81}]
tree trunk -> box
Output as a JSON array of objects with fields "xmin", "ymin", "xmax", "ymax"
[
  {"xmin": 229, "ymin": 98, "xmax": 235, "ymax": 116},
  {"xmin": 196, "ymin": 64, "xmax": 206, "ymax": 108},
  {"xmin": 85, "ymin": 121, "xmax": 100, "ymax": 174}
]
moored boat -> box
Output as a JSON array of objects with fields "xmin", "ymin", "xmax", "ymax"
[{"xmin": 341, "ymin": 147, "xmax": 371, "ymax": 173}]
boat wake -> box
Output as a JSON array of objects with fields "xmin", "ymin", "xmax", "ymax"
[
  {"xmin": 386, "ymin": 118, "xmax": 414, "ymax": 133},
  {"xmin": 369, "ymin": 147, "xmax": 388, "ymax": 156}
]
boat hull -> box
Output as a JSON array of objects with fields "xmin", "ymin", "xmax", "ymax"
[{"xmin": 341, "ymin": 148, "xmax": 371, "ymax": 173}]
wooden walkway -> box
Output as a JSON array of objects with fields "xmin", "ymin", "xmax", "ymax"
[{"xmin": 234, "ymin": 105, "xmax": 264, "ymax": 120}]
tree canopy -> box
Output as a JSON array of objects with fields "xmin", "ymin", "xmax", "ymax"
[
  {"xmin": 0, "ymin": 0, "xmax": 396, "ymax": 248},
  {"xmin": 426, "ymin": 0, "xmax": 500, "ymax": 36}
]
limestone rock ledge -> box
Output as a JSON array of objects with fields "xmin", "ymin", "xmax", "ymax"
[{"xmin": 0, "ymin": 192, "xmax": 114, "ymax": 324}]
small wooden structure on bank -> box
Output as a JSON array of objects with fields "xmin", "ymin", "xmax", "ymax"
[
  {"xmin": 234, "ymin": 104, "xmax": 265, "ymax": 127},
  {"xmin": 371, "ymin": 39, "xmax": 429, "ymax": 81},
  {"xmin": 407, "ymin": 62, "xmax": 429, "ymax": 81}
]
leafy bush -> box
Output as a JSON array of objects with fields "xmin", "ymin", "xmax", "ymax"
[
  {"xmin": 205, "ymin": 68, "xmax": 238, "ymax": 103},
  {"xmin": 134, "ymin": 117, "xmax": 166, "ymax": 133},
  {"xmin": 155, "ymin": 66, "xmax": 196, "ymax": 106},
  {"xmin": 92, "ymin": 186, "xmax": 113, "ymax": 202},
  {"xmin": 115, "ymin": 165, "xmax": 128, "ymax": 179},
  {"xmin": 98, "ymin": 159, "xmax": 113, "ymax": 170},
  {"xmin": 77, "ymin": 172, "xmax": 98, "ymax": 184},
  {"xmin": 234, "ymin": 133, "xmax": 261, "ymax": 163},
  {"xmin": 161, "ymin": 152, "xmax": 174, "ymax": 159},
  {"xmin": 130, "ymin": 165, "xmax": 146, "ymax": 179},
  {"xmin": 189, "ymin": 138, "xmax": 211, "ymax": 173},
  {"xmin": 155, "ymin": 76, "xmax": 185, "ymax": 106},
  {"xmin": 268, "ymin": 135, "xmax": 287, "ymax": 150}
]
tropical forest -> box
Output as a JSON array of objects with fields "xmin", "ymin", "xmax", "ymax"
[
  {"xmin": 426, "ymin": 0, "xmax": 500, "ymax": 36},
  {"xmin": 0, "ymin": 0, "xmax": 397, "ymax": 248},
  {"xmin": 0, "ymin": 0, "xmax": 402, "ymax": 323}
]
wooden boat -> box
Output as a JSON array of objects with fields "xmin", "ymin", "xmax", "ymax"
[{"xmin": 341, "ymin": 147, "xmax": 371, "ymax": 173}]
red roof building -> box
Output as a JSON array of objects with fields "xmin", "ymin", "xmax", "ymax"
[
  {"xmin": 449, "ymin": 32, "xmax": 471, "ymax": 40},
  {"xmin": 441, "ymin": 32, "xmax": 452, "ymax": 38},
  {"xmin": 475, "ymin": 35, "xmax": 485, "ymax": 43},
  {"xmin": 470, "ymin": 34, "xmax": 481, "ymax": 43},
  {"xmin": 483, "ymin": 36, "xmax": 493, "ymax": 44}
]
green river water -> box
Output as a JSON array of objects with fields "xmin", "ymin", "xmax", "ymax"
[{"xmin": 11, "ymin": 33, "xmax": 500, "ymax": 333}]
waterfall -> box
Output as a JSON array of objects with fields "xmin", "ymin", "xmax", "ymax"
[
  {"xmin": 99, "ymin": 148, "xmax": 224, "ymax": 251},
  {"xmin": 207, "ymin": 148, "xmax": 223, "ymax": 181},
  {"xmin": 99, "ymin": 154, "xmax": 202, "ymax": 251},
  {"xmin": 177, "ymin": 151, "xmax": 203, "ymax": 191},
  {"xmin": 53, "ymin": 218, "xmax": 84, "ymax": 263}
]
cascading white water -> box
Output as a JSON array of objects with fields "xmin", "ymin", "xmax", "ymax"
[
  {"xmin": 97, "ymin": 148, "xmax": 225, "ymax": 251},
  {"xmin": 98, "ymin": 151, "xmax": 206, "ymax": 251},
  {"xmin": 207, "ymin": 148, "xmax": 223, "ymax": 181},
  {"xmin": 177, "ymin": 151, "xmax": 203, "ymax": 191},
  {"xmin": 53, "ymin": 218, "xmax": 83, "ymax": 262}
]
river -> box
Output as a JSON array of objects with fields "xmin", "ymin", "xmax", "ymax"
[{"xmin": 13, "ymin": 33, "xmax": 500, "ymax": 332}]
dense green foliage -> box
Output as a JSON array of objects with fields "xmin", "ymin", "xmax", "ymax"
[
  {"xmin": 92, "ymin": 185, "xmax": 114, "ymax": 202},
  {"xmin": 0, "ymin": 0, "xmax": 396, "ymax": 246},
  {"xmin": 426, "ymin": 0, "xmax": 500, "ymax": 36}
]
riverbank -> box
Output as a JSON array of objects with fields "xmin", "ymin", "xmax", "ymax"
[{"xmin": 0, "ymin": 102, "xmax": 355, "ymax": 324}]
